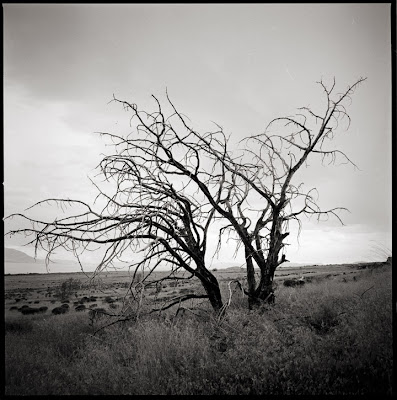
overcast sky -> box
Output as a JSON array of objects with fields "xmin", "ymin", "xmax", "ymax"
[{"xmin": 4, "ymin": 4, "xmax": 392, "ymax": 272}]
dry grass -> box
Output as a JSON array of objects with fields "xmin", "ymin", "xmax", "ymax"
[{"xmin": 4, "ymin": 263, "xmax": 392, "ymax": 395}]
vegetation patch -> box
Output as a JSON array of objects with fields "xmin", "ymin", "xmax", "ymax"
[
  {"xmin": 4, "ymin": 265, "xmax": 392, "ymax": 395},
  {"xmin": 283, "ymin": 279, "xmax": 305, "ymax": 287},
  {"xmin": 52, "ymin": 306, "xmax": 69, "ymax": 315}
]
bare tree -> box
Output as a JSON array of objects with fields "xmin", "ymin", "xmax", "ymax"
[
  {"xmin": 6, "ymin": 77, "xmax": 365, "ymax": 313},
  {"xmin": 6, "ymin": 95, "xmax": 229, "ymax": 313},
  {"xmin": 127, "ymin": 77, "xmax": 366, "ymax": 308},
  {"xmin": 197, "ymin": 77, "xmax": 367, "ymax": 307}
]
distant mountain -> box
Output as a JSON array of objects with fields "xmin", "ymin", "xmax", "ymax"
[
  {"xmin": 211, "ymin": 262, "xmax": 244, "ymax": 270},
  {"xmin": 5, "ymin": 248, "xmax": 38, "ymax": 263},
  {"xmin": 278, "ymin": 261, "xmax": 318, "ymax": 268},
  {"xmin": 214, "ymin": 261, "xmax": 319, "ymax": 271}
]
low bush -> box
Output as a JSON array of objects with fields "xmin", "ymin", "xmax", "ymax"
[
  {"xmin": 21, "ymin": 307, "xmax": 41, "ymax": 315},
  {"xmin": 52, "ymin": 307, "xmax": 69, "ymax": 315},
  {"xmin": 283, "ymin": 279, "xmax": 305, "ymax": 287},
  {"xmin": 103, "ymin": 296, "xmax": 115, "ymax": 303},
  {"xmin": 88, "ymin": 307, "xmax": 107, "ymax": 319},
  {"xmin": 79, "ymin": 296, "xmax": 90, "ymax": 303}
]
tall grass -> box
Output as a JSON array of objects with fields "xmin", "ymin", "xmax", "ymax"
[{"xmin": 5, "ymin": 264, "xmax": 392, "ymax": 395}]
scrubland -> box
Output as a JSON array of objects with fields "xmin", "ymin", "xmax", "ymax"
[{"xmin": 4, "ymin": 262, "xmax": 393, "ymax": 395}]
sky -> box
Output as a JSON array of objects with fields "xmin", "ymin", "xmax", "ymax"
[{"xmin": 3, "ymin": 4, "xmax": 392, "ymax": 273}]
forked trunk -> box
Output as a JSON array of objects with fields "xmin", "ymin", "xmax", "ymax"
[
  {"xmin": 247, "ymin": 261, "xmax": 277, "ymax": 309},
  {"xmin": 254, "ymin": 273, "xmax": 275, "ymax": 304}
]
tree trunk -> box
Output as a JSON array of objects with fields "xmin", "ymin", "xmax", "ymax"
[
  {"xmin": 249, "ymin": 214, "xmax": 284, "ymax": 307},
  {"xmin": 245, "ymin": 249, "xmax": 257, "ymax": 309},
  {"xmin": 254, "ymin": 272, "xmax": 275, "ymax": 304},
  {"xmin": 248, "ymin": 261, "xmax": 277, "ymax": 308},
  {"xmin": 196, "ymin": 267, "xmax": 223, "ymax": 312}
]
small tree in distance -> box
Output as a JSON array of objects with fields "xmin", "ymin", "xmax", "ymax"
[{"xmin": 6, "ymin": 77, "xmax": 366, "ymax": 313}]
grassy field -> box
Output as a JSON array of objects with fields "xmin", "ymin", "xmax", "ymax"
[{"xmin": 4, "ymin": 261, "xmax": 393, "ymax": 395}]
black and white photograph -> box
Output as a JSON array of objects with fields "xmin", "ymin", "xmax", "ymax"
[{"xmin": 3, "ymin": 3, "xmax": 393, "ymax": 395}]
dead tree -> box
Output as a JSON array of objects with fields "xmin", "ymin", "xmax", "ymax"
[
  {"xmin": 203, "ymin": 77, "xmax": 367, "ymax": 307},
  {"xmin": 6, "ymin": 95, "xmax": 227, "ymax": 312},
  {"xmin": 6, "ymin": 77, "xmax": 365, "ymax": 312},
  {"xmin": 125, "ymin": 77, "xmax": 365, "ymax": 309}
]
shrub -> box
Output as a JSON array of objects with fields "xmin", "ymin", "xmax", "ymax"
[
  {"xmin": 52, "ymin": 307, "xmax": 69, "ymax": 315},
  {"xmin": 88, "ymin": 307, "xmax": 106, "ymax": 316},
  {"xmin": 103, "ymin": 296, "xmax": 115, "ymax": 303},
  {"xmin": 79, "ymin": 296, "xmax": 90, "ymax": 304},
  {"xmin": 283, "ymin": 279, "xmax": 304, "ymax": 287},
  {"xmin": 21, "ymin": 307, "xmax": 41, "ymax": 315}
]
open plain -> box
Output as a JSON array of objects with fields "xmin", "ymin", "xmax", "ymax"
[{"xmin": 4, "ymin": 259, "xmax": 393, "ymax": 395}]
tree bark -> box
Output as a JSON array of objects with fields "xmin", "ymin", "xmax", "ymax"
[
  {"xmin": 196, "ymin": 267, "xmax": 223, "ymax": 312},
  {"xmin": 245, "ymin": 247, "xmax": 258, "ymax": 309},
  {"xmin": 254, "ymin": 269, "xmax": 275, "ymax": 304},
  {"xmin": 247, "ymin": 258, "xmax": 277, "ymax": 308}
]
